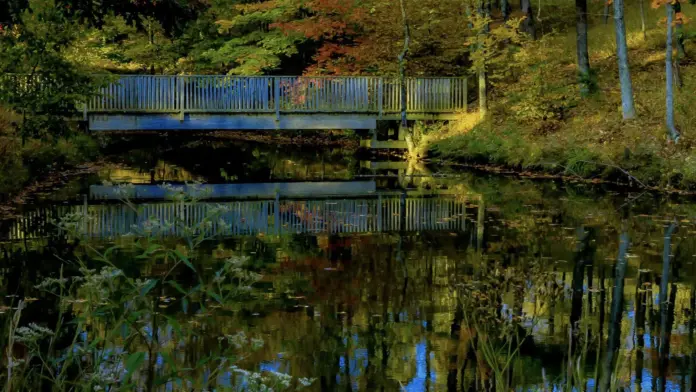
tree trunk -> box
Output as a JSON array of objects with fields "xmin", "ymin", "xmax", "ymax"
[
  {"xmin": 520, "ymin": 0, "xmax": 536, "ymax": 38},
  {"xmin": 398, "ymin": 0, "xmax": 413, "ymax": 155},
  {"xmin": 477, "ymin": 0, "xmax": 490, "ymax": 118},
  {"xmin": 603, "ymin": 0, "xmax": 610, "ymax": 25},
  {"xmin": 666, "ymin": 3, "xmax": 681, "ymax": 142},
  {"xmin": 639, "ymin": 0, "xmax": 647, "ymax": 40},
  {"xmin": 675, "ymin": 1, "xmax": 686, "ymax": 59},
  {"xmin": 478, "ymin": 69, "xmax": 487, "ymax": 118},
  {"xmin": 501, "ymin": 0, "xmax": 509, "ymax": 20},
  {"xmin": 613, "ymin": 0, "xmax": 637, "ymax": 119},
  {"xmin": 576, "ymin": 0, "xmax": 591, "ymax": 95}
]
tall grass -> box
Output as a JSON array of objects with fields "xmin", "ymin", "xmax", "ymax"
[{"xmin": 0, "ymin": 193, "xmax": 315, "ymax": 391}]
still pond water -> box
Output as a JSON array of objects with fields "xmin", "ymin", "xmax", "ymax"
[{"xmin": 1, "ymin": 136, "xmax": 696, "ymax": 391}]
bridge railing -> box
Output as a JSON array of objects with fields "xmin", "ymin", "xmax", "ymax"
[
  {"xmin": 87, "ymin": 75, "xmax": 468, "ymax": 115},
  {"xmin": 2, "ymin": 196, "xmax": 470, "ymax": 240}
]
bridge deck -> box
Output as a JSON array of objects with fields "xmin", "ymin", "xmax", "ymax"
[{"xmin": 84, "ymin": 76, "xmax": 467, "ymax": 130}]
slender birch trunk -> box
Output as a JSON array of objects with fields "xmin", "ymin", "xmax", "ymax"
[
  {"xmin": 665, "ymin": 3, "xmax": 681, "ymax": 142},
  {"xmin": 613, "ymin": 0, "xmax": 637, "ymax": 119}
]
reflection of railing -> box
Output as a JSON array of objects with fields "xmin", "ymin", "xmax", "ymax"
[
  {"xmin": 87, "ymin": 75, "xmax": 468, "ymax": 115},
  {"xmin": 2, "ymin": 196, "xmax": 470, "ymax": 240}
]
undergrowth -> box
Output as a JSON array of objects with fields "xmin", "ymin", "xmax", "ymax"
[{"xmin": 427, "ymin": 1, "xmax": 696, "ymax": 190}]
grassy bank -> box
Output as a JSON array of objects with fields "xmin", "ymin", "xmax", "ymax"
[
  {"xmin": 426, "ymin": 3, "xmax": 696, "ymax": 191},
  {"xmin": 0, "ymin": 108, "xmax": 99, "ymax": 202}
]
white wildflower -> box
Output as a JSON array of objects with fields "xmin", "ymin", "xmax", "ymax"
[
  {"xmin": 226, "ymin": 331, "xmax": 247, "ymax": 349},
  {"xmin": 298, "ymin": 377, "xmax": 316, "ymax": 387},
  {"xmin": 251, "ymin": 337, "xmax": 264, "ymax": 350},
  {"xmin": 15, "ymin": 323, "xmax": 54, "ymax": 343}
]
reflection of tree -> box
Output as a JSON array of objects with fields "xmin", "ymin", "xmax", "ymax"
[
  {"xmin": 658, "ymin": 222, "xmax": 677, "ymax": 392},
  {"xmin": 634, "ymin": 268, "xmax": 648, "ymax": 392},
  {"xmin": 599, "ymin": 227, "xmax": 629, "ymax": 392},
  {"xmin": 570, "ymin": 227, "xmax": 596, "ymax": 356}
]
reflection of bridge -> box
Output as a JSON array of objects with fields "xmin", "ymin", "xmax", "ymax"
[
  {"xmin": 3, "ymin": 194, "xmax": 470, "ymax": 240},
  {"xmin": 82, "ymin": 75, "xmax": 467, "ymax": 131}
]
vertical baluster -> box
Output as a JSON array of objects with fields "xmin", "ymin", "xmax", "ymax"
[
  {"xmin": 199, "ymin": 77, "xmax": 204, "ymax": 111},
  {"xmin": 150, "ymin": 77, "xmax": 154, "ymax": 111},
  {"xmin": 239, "ymin": 77, "xmax": 249, "ymax": 111},
  {"xmin": 240, "ymin": 77, "xmax": 245, "ymax": 111},
  {"xmin": 173, "ymin": 76, "xmax": 177, "ymax": 111},
  {"xmin": 195, "ymin": 76, "xmax": 200, "ymax": 111},
  {"xmin": 226, "ymin": 77, "xmax": 231, "ymax": 111},
  {"xmin": 420, "ymin": 79, "xmax": 424, "ymax": 113},
  {"xmin": 247, "ymin": 78, "xmax": 252, "ymax": 111},
  {"xmin": 440, "ymin": 79, "xmax": 445, "ymax": 112},
  {"xmin": 136, "ymin": 77, "xmax": 141, "ymax": 111},
  {"xmin": 242, "ymin": 78, "xmax": 251, "ymax": 111},
  {"xmin": 364, "ymin": 77, "xmax": 369, "ymax": 112},
  {"xmin": 223, "ymin": 77, "xmax": 229, "ymax": 111},
  {"xmin": 193, "ymin": 76, "xmax": 198, "ymax": 111},
  {"xmin": 147, "ymin": 76, "xmax": 151, "ymax": 111},
  {"xmin": 243, "ymin": 77, "xmax": 248, "ymax": 111},
  {"xmin": 232, "ymin": 78, "xmax": 237, "ymax": 111},
  {"xmin": 205, "ymin": 76, "xmax": 210, "ymax": 111},
  {"xmin": 356, "ymin": 78, "xmax": 361, "ymax": 112},
  {"xmin": 126, "ymin": 77, "xmax": 131, "ymax": 110},
  {"xmin": 211, "ymin": 77, "xmax": 216, "ymax": 110},
  {"xmin": 242, "ymin": 77, "xmax": 247, "ymax": 111},
  {"xmin": 118, "ymin": 78, "xmax": 123, "ymax": 110},
  {"xmin": 434, "ymin": 79, "xmax": 439, "ymax": 112},
  {"xmin": 252, "ymin": 78, "xmax": 257, "ymax": 111},
  {"xmin": 428, "ymin": 79, "xmax": 439, "ymax": 112},
  {"xmin": 165, "ymin": 77, "xmax": 169, "ymax": 111},
  {"xmin": 157, "ymin": 77, "xmax": 161, "ymax": 111},
  {"xmin": 205, "ymin": 76, "xmax": 215, "ymax": 111},
  {"xmin": 347, "ymin": 78, "xmax": 351, "ymax": 112},
  {"xmin": 125, "ymin": 76, "xmax": 133, "ymax": 110},
  {"xmin": 189, "ymin": 76, "xmax": 194, "ymax": 111},
  {"xmin": 150, "ymin": 76, "xmax": 154, "ymax": 111}
]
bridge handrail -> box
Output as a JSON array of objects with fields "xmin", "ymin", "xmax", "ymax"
[{"xmin": 86, "ymin": 75, "xmax": 468, "ymax": 115}]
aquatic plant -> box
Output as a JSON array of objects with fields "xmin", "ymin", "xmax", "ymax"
[{"xmin": 0, "ymin": 197, "xmax": 315, "ymax": 391}]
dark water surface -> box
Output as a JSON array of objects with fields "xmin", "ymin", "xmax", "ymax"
[{"xmin": 2, "ymin": 137, "xmax": 696, "ymax": 391}]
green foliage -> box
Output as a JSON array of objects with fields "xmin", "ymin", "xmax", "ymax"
[
  {"xmin": 466, "ymin": 14, "xmax": 527, "ymax": 83},
  {"xmin": 0, "ymin": 0, "xmax": 99, "ymax": 141},
  {"xmin": 1, "ymin": 199, "xmax": 317, "ymax": 391},
  {"xmin": 201, "ymin": 1, "xmax": 305, "ymax": 75}
]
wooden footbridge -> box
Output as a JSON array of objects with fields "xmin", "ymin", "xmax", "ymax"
[{"xmin": 83, "ymin": 75, "xmax": 467, "ymax": 131}]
